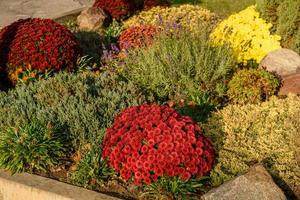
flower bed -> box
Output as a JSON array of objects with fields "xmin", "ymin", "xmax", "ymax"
[{"xmin": 0, "ymin": 1, "xmax": 298, "ymax": 199}]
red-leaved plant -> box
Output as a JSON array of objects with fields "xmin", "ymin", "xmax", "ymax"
[
  {"xmin": 143, "ymin": 0, "xmax": 170, "ymax": 10},
  {"xmin": 93, "ymin": 0, "xmax": 135, "ymax": 19},
  {"xmin": 0, "ymin": 18, "xmax": 80, "ymax": 76},
  {"xmin": 102, "ymin": 104, "xmax": 215, "ymax": 186},
  {"xmin": 119, "ymin": 25, "xmax": 158, "ymax": 50}
]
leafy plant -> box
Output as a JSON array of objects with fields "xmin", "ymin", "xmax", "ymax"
[
  {"xmin": 104, "ymin": 20, "xmax": 123, "ymax": 44},
  {"xmin": 141, "ymin": 176, "xmax": 209, "ymax": 199},
  {"xmin": 227, "ymin": 68, "xmax": 280, "ymax": 104},
  {"xmin": 71, "ymin": 139, "xmax": 114, "ymax": 187},
  {"xmin": 123, "ymin": 28, "xmax": 236, "ymax": 103},
  {"xmin": 0, "ymin": 120, "xmax": 67, "ymax": 173}
]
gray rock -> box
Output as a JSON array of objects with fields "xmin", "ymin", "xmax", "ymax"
[
  {"xmin": 259, "ymin": 48, "xmax": 300, "ymax": 77},
  {"xmin": 201, "ymin": 164, "xmax": 287, "ymax": 200},
  {"xmin": 77, "ymin": 7, "xmax": 107, "ymax": 32}
]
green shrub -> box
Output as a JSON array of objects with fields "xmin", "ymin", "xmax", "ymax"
[
  {"xmin": 256, "ymin": 0, "xmax": 300, "ymax": 54},
  {"xmin": 123, "ymin": 29, "xmax": 237, "ymax": 103},
  {"xmin": 256, "ymin": 0, "xmax": 280, "ymax": 27},
  {"xmin": 0, "ymin": 120, "xmax": 67, "ymax": 173},
  {"xmin": 203, "ymin": 95, "xmax": 300, "ymax": 198},
  {"xmin": 227, "ymin": 68, "xmax": 280, "ymax": 104},
  {"xmin": 0, "ymin": 72, "xmax": 154, "ymax": 153},
  {"xmin": 276, "ymin": 0, "xmax": 300, "ymax": 54}
]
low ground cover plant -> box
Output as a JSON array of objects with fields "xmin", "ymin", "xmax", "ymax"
[
  {"xmin": 203, "ymin": 95, "xmax": 300, "ymax": 198},
  {"xmin": 0, "ymin": 72, "xmax": 154, "ymax": 153}
]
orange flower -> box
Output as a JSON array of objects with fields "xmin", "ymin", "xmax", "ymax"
[
  {"xmin": 22, "ymin": 76, "xmax": 28, "ymax": 81},
  {"xmin": 30, "ymin": 72, "xmax": 36, "ymax": 78}
]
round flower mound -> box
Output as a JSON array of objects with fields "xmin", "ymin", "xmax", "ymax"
[
  {"xmin": 210, "ymin": 6, "xmax": 281, "ymax": 64},
  {"xmin": 0, "ymin": 18, "xmax": 80, "ymax": 74},
  {"xmin": 119, "ymin": 25, "xmax": 158, "ymax": 50},
  {"xmin": 102, "ymin": 104, "xmax": 215, "ymax": 185},
  {"xmin": 227, "ymin": 68, "xmax": 280, "ymax": 104},
  {"xmin": 93, "ymin": 0, "xmax": 135, "ymax": 19},
  {"xmin": 123, "ymin": 5, "xmax": 219, "ymax": 33}
]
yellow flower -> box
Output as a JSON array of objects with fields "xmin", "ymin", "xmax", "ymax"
[{"xmin": 210, "ymin": 5, "xmax": 281, "ymax": 64}]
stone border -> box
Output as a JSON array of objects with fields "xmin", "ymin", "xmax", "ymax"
[{"xmin": 0, "ymin": 170, "xmax": 120, "ymax": 200}]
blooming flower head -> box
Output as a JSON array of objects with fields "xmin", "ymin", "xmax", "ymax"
[{"xmin": 102, "ymin": 104, "xmax": 215, "ymax": 185}]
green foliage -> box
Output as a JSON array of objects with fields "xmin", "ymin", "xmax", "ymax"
[
  {"xmin": 71, "ymin": 139, "xmax": 114, "ymax": 187},
  {"xmin": 256, "ymin": 0, "xmax": 280, "ymax": 26},
  {"xmin": 203, "ymin": 95, "xmax": 300, "ymax": 197},
  {"xmin": 227, "ymin": 68, "xmax": 280, "ymax": 104},
  {"xmin": 0, "ymin": 120, "xmax": 67, "ymax": 173},
  {"xmin": 104, "ymin": 20, "xmax": 123, "ymax": 44},
  {"xmin": 123, "ymin": 28, "xmax": 237, "ymax": 103},
  {"xmin": 276, "ymin": 0, "xmax": 300, "ymax": 54},
  {"xmin": 0, "ymin": 72, "xmax": 154, "ymax": 153},
  {"xmin": 141, "ymin": 176, "xmax": 209, "ymax": 199},
  {"xmin": 256, "ymin": 0, "xmax": 300, "ymax": 54}
]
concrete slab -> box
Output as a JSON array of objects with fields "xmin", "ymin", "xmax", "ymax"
[
  {"xmin": 0, "ymin": 170, "xmax": 121, "ymax": 200},
  {"xmin": 0, "ymin": 0, "xmax": 94, "ymax": 27}
]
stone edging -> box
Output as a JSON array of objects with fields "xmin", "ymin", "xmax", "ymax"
[{"xmin": 0, "ymin": 170, "xmax": 121, "ymax": 200}]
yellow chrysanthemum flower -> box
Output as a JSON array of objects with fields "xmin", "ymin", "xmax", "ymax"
[{"xmin": 210, "ymin": 5, "xmax": 281, "ymax": 64}]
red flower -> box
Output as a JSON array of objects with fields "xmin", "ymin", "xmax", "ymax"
[
  {"xmin": 119, "ymin": 25, "xmax": 159, "ymax": 50},
  {"xmin": 102, "ymin": 104, "xmax": 215, "ymax": 185},
  {"xmin": 93, "ymin": 0, "xmax": 135, "ymax": 19},
  {"xmin": 0, "ymin": 18, "xmax": 80, "ymax": 81}
]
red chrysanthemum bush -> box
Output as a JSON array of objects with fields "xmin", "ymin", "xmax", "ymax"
[
  {"xmin": 119, "ymin": 25, "xmax": 158, "ymax": 50},
  {"xmin": 93, "ymin": 0, "xmax": 135, "ymax": 19},
  {"xmin": 102, "ymin": 104, "xmax": 215, "ymax": 186},
  {"xmin": 0, "ymin": 18, "xmax": 80, "ymax": 77},
  {"xmin": 143, "ymin": 0, "xmax": 170, "ymax": 10}
]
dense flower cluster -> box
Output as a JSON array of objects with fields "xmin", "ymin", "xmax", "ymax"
[
  {"xmin": 143, "ymin": 0, "xmax": 170, "ymax": 10},
  {"xmin": 210, "ymin": 6, "xmax": 281, "ymax": 64},
  {"xmin": 102, "ymin": 104, "xmax": 215, "ymax": 185},
  {"xmin": 93, "ymin": 0, "xmax": 135, "ymax": 19},
  {"xmin": 119, "ymin": 25, "xmax": 158, "ymax": 50},
  {"xmin": 123, "ymin": 5, "xmax": 218, "ymax": 33},
  {"xmin": 0, "ymin": 18, "xmax": 80, "ymax": 78}
]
